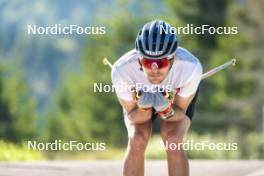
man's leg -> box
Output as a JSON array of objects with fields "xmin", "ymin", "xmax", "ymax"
[
  {"xmin": 123, "ymin": 117, "xmax": 152, "ymax": 176},
  {"xmin": 160, "ymin": 117, "xmax": 191, "ymax": 176}
]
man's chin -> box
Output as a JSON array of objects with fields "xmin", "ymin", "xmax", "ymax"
[{"xmin": 149, "ymin": 78, "xmax": 162, "ymax": 84}]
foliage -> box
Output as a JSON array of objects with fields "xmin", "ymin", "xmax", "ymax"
[
  {"xmin": 0, "ymin": 140, "xmax": 44, "ymax": 161},
  {"xmin": 0, "ymin": 65, "xmax": 37, "ymax": 142}
]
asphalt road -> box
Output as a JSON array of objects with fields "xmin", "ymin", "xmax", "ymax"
[{"xmin": 0, "ymin": 160, "xmax": 264, "ymax": 176}]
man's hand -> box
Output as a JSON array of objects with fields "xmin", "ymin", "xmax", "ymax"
[
  {"xmin": 135, "ymin": 91, "xmax": 155, "ymax": 110},
  {"xmin": 153, "ymin": 91, "xmax": 175, "ymax": 120}
]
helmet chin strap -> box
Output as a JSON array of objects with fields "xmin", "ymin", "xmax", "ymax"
[
  {"xmin": 169, "ymin": 57, "xmax": 174, "ymax": 70},
  {"xmin": 138, "ymin": 59, "xmax": 143, "ymax": 71},
  {"xmin": 162, "ymin": 58, "xmax": 174, "ymax": 80}
]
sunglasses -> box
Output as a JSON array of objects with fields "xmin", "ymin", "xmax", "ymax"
[{"xmin": 140, "ymin": 56, "xmax": 174, "ymax": 70}]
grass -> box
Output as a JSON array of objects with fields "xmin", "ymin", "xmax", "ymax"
[
  {"xmin": 0, "ymin": 140, "xmax": 45, "ymax": 161},
  {"xmin": 1, "ymin": 131, "xmax": 263, "ymax": 161}
]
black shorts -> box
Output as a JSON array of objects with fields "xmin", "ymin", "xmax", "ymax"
[{"xmin": 151, "ymin": 87, "xmax": 200, "ymax": 122}]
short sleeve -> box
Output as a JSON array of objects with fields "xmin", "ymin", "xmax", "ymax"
[
  {"xmin": 111, "ymin": 67, "xmax": 134, "ymax": 101},
  {"xmin": 177, "ymin": 63, "xmax": 203, "ymax": 98}
]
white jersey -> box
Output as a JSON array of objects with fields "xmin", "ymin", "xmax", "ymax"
[{"xmin": 111, "ymin": 47, "xmax": 203, "ymax": 101}]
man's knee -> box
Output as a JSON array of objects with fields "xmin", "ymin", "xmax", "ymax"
[
  {"xmin": 128, "ymin": 130, "xmax": 150, "ymax": 153},
  {"xmin": 161, "ymin": 132, "xmax": 183, "ymax": 146},
  {"xmin": 160, "ymin": 118, "xmax": 190, "ymax": 151},
  {"xmin": 161, "ymin": 134, "xmax": 187, "ymax": 157}
]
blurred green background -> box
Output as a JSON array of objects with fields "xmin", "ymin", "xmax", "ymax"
[{"xmin": 0, "ymin": 0, "xmax": 264, "ymax": 160}]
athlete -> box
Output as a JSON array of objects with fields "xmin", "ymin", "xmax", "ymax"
[{"xmin": 111, "ymin": 20, "xmax": 203, "ymax": 176}]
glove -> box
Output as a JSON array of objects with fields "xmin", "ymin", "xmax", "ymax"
[
  {"xmin": 153, "ymin": 91, "xmax": 175, "ymax": 119},
  {"xmin": 135, "ymin": 90, "xmax": 155, "ymax": 110}
]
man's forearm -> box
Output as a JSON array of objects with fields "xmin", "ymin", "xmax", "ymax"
[{"xmin": 166, "ymin": 105, "xmax": 187, "ymax": 121}]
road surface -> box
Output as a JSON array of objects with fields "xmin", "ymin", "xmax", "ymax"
[{"xmin": 0, "ymin": 160, "xmax": 264, "ymax": 176}]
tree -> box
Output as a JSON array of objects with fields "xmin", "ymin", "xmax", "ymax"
[{"xmin": 0, "ymin": 64, "xmax": 37, "ymax": 142}]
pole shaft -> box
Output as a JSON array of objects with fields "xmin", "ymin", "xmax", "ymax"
[{"xmin": 262, "ymin": 105, "xmax": 264, "ymax": 134}]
